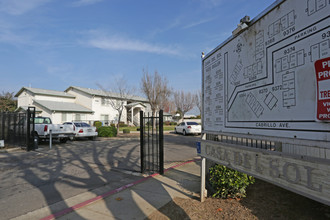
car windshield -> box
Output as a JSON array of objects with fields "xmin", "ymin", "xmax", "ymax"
[
  {"xmin": 74, "ymin": 122, "xmax": 91, "ymax": 127},
  {"xmin": 187, "ymin": 122, "xmax": 199, "ymax": 125},
  {"xmin": 35, "ymin": 118, "xmax": 51, "ymax": 124},
  {"xmin": 74, "ymin": 123, "xmax": 83, "ymax": 127},
  {"xmin": 81, "ymin": 123, "xmax": 90, "ymax": 127}
]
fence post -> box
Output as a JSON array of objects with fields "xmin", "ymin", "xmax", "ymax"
[
  {"xmin": 1, "ymin": 113, "xmax": 5, "ymax": 141},
  {"xmin": 140, "ymin": 111, "xmax": 144, "ymax": 173},
  {"xmin": 26, "ymin": 109, "xmax": 31, "ymax": 151},
  {"xmin": 49, "ymin": 130, "xmax": 52, "ymax": 149},
  {"xmin": 159, "ymin": 110, "xmax": 164, "ymax": 175}
]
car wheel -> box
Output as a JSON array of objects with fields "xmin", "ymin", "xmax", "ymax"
[
  {"xmin": 89, "ymin": 136, "xmax": 96, "ymax": 141},
  {"xmin": 183, "ymin": 130, "xmax": 186, "ymax": 136},
  {"xmin": 60, "ymin": 138, "xmax": 68, "ymax": 143},
  {"xmin": 175, "ymin": 128, "xmax": 178, "ymax": 134},
  {"xmin": 34, "ymin": 132, "xmax": 40, "ymax": 144}
]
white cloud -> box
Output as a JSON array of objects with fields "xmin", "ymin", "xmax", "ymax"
[
  {"xmin": 72, "ymin": 0, "xmax": 104, "ymax": 7},
  {"xmin": 0, "ymin": 21, "xmax": 32, "ymax": 45},
  {"xmin": 83, "ymin": 31, "xmax": 181, "ymax": 56},
  {"xmin": 198, "ymin": 0, "xmax": 225, "ymax": 7},
  {"xmin": 0, "ymin": 29, "xmax": 28, "ymax": 45},
  {"xmin": 149, "ymin": 17, "xmax": 182, "ymax": 37},
  {"xmin": 183, "ymin": 17, "xmax": 216, "ymax": 29},
  {"xmin": 0, "ymin": 0, "xmax": 51, "ymax": 15}
]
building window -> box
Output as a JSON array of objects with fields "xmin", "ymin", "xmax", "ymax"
[
  {"xmin": 101, "ymin": 114, "xmax": 109, "ymax": 121},
  {"xmin": 101, "ymin": 98, "xmax": 111, "ymax": 106},
  {"xmin": 75, "ymin": 114, "xmax": 85, "ymax": 121},
  {"xmin": 101, "ymin": 114, "xmax": 109, "ymax": 125},
  {"xmin": 62, "ymin": 113, "xmax": 67, "ymax": 122}
]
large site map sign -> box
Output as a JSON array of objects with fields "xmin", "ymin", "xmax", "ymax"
[{"xmin": 202, "ymin": 0, "xmax": 330, "ymax": 141}]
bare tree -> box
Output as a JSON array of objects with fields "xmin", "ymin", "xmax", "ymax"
[
  {"xmin": 98, "ymin": 78, "xmax": 134, "ymax": 133},
  {"xmin": 174, "ymin": 90, "xmax": 195, "ymax": 121},
  {"xmin": 0, "ymin": 91, "xmax": 17, "ymax": 112},
  {"xmin": 141, "ymin": 69, "xmax": 171, "ymax": 117},
  {"xmin": 194, "ymin": 90, "xmax": 202, "ymax": 116},
  {"xmin": 161, "ymin": 99, "xmax": 176, "ymax": 115}
]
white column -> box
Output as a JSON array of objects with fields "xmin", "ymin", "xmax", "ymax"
[
  {"xmin": 131, "ymin": 107, "xmax": 134, "ymax": 125},
  {"xmin": 200, "ymin": 157, "xmax": 206, "ymax": 202},
  {"xmin": 200, "ymin": 133, "xmax": 207, "ymax": 202}
]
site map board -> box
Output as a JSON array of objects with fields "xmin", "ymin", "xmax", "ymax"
[{"xmin": 202, "ymin": 0, "xmax": 330, "ymax": 141}]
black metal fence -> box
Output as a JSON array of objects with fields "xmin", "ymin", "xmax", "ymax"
[
  {"xmin": 140, "ymin": 110, "xmax": 164, "ymax": 174},
  {"xmin": 0, "ymin": 107, "xmax": 35, "ymax": 150}
]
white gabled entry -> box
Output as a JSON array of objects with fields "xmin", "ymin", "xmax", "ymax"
[{"xmin": 126, "ymin": 102, "xmax": 146, "ymax": 126}]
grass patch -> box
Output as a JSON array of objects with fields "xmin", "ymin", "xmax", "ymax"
[
  {"xmin": 164, "ymin": 125, "xmax": 175, "ymax": 131},
  {"xmin": 118, "ymin": 125, "xmax": 176, "ymax": 132},
  {"xmin": 118, "ymin": 126, "xmax": 139, "ymax": 132}
]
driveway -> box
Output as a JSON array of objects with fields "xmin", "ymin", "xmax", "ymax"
[{"xmin": 0, "ymin": 134, "xmax": 200, "ymax": 219}]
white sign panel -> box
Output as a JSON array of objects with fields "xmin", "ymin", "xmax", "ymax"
[{"xmin": 202, "ymin": 0, "xmax": 330, "ymax": 141}]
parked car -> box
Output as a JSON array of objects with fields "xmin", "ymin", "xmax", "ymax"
[
  {"xmin": 175, "ymin": 121, "xmax": 201, "ymax": 136},
  {"xmin": 63, "ymin": 122, "xmax": 98, "ymax": 140},
  {"xmin": 34, "ymin": 117, "xmax": 75, "ymax": 143}
]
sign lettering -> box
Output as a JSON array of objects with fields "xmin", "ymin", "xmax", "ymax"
[
  {"xmin": 201, "ymin": 141, "xmax": 329, "ymax": 204},
  {"xmin": 315, "ymin": 57, "xmax": 330, "ymax": 121}
]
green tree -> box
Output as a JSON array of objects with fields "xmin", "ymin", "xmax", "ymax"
[{"xmin": 0, "ymin": 91, "xmax": 17, "ymax": 112}]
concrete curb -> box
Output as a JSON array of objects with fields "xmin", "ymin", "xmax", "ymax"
[
  {"xmin": 40, "ymin": 158, "xmax": 201, "ymax": 220},
  {"xmin": 0, "ymin": 147, "xmax": 24, "ymax": 153}
]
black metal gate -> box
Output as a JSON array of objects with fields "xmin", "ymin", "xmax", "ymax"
[
  {"xmin": 0, "ymin": 107, "xmax": 35, "ymax": 150},
  {"xmin": 140, "ymin": 110, "xmax": 164, "ymax": 174}
]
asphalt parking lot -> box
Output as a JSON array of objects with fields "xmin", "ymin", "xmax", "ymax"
[{"xmin": 0, "ymin": 134, "xmax": 201, "ymax": 219}]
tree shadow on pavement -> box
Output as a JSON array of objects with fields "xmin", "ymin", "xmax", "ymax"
[{"xmin": 0, "ymin": 138, "xmax": 198, "ymax": 219}]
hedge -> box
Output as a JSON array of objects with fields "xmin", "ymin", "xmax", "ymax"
[
  {"xmin": 123, "ymin": 128, "xmax": 130, "ymax": 133},
  {"xmin": 97, "ymin": 126, "xmax": 117, "ymax": 137},
  {"xmin": 93, "ymin": 121, "xmax": 102, "ymax": 128},
  {"xmin": 209, "ymin": 164, "xmax": 255, "ymax": 199}
]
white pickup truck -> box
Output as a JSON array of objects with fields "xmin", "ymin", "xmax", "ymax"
[{"xmin": 33, "ymin": 117, "xmax": 74, "ymax": 143}]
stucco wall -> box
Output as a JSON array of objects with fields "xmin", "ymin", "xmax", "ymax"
[
  {"xmin": 17, "ymin": 90, "xmax": 34, "ymax": 107},
  {"xmin": 92, "ymin": 97, "xmax": 127, "ymax": 123},
  {"xmin": 67, "ymin": 89, "xmax": 93, "ymax": 109}
]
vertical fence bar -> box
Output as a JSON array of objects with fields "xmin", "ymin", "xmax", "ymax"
[
  {"xmin": 26, "ymin": 109, "xmax": 31, "ymax": 151},
  {"xmin": 2, "ymin": 113, "xmax": 6, "ymax": 140},
  {"xmin": 140, "ymin": 111, "xmax": 144, "ymax": 173},
  {"xmin": 147, "ymin": 112, "xmax": 150, "ymax": 171},
  {"xmin": 156, "ymin": 113, "xmax": 159, "ymax": 171},
  {"xmin": 7, "ymin": 113, "xmax": 10, "ymax": 141},
  {"xmin": 150, "ymin": 114, "xmax": 155, "ymax": 171},
  {"xmin": 159, "ymin": 110, "xmax": 164, "ymax": 175},
  {"xmin": 27, "ymin": 107, "xmax": 35, "ymax": 151}
]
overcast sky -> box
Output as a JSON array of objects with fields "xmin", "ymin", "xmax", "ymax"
[{"xmin": 0, "ymin": 0, "xmax": 275, "ymax": 96}]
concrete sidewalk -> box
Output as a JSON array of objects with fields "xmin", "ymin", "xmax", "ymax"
[{"xmin": 16, "ymin": 159, "xmax": 201, "ymax": 220}]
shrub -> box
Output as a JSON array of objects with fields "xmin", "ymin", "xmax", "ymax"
[
  {"xmin": 93, "ymin": 121, "xmax": 102, "ymax": 128},
  {"xmin": 97, "ymin": 126, "xmax": 117, "ymax": 137},
  {"xmin": 170, "ymin": 122, "xmax": 177, "ymax": 126},
  {"xmin": 123, "ymin": 128, "xmax": 130, "ymax": 133},
  {"xmin": 208, "ymin": 164, "xmax": 255, "ymax": 199},
  {"xmin": 119, "ymin": 122, "xmax": 128, "ymax": 127}
]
